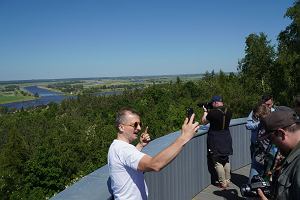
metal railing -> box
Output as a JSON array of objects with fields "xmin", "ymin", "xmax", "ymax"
[{"xmin": 51, "ymin": 118, "xmax": 251, "ymax": 200}]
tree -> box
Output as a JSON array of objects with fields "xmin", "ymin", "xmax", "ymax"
[
  {"xmin": 237, "ymin": 33, "xmax": 276, "ymax": 94},
  {"xmin": 271, "ymin": 0, "xmax": 300, "ymax": 104}
]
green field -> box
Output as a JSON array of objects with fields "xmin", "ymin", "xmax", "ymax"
[
  {"xmin": 0, "ymin": 74, "xmax": 205, "ymax": 104},
  {"xmin": 0, "ymin": 94, "xmax": 35, "ymax": 104}
]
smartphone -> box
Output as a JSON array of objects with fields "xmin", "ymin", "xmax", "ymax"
[{"xmin": 186, "ymin": 107, "xmax": 194, "ymax": 123}]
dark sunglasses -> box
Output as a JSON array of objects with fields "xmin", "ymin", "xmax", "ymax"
[{"xmin": 123, "ymin": 121, "xmax": 142, "ymax": 129}]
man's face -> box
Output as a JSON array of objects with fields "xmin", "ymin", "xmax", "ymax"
[
  {"xmin": 264, "ymin": 99, "xmax": 273, "ymax": 109},
  {"xmin": 269, "ymin": 130, "xmax": 289, "ymax": 156},
  {"xmin": 121, "ymin": 113, "xmax": 142, "ymax": 143},
  {"xmin": 212, "ymin": 101, "xmax": 223, "ymax": 108}
]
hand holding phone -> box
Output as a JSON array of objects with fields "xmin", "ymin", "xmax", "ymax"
[{"xmin": 186, "ymin": 107, "xmax": 194, "ymax": 123}]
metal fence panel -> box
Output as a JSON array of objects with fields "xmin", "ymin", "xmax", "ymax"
[{"xmin": 51, "ymin": 118, "xmax": 251, "ymax": 200}]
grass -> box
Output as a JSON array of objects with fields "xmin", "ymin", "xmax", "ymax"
[{"xmin": 0, "ymin": 94, "xmax": 35, "ymax": 104}]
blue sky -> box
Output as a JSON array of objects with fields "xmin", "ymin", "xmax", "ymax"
[{"xmin": 0, "ymin": 0, "xmax": 294, "ymax": 81}]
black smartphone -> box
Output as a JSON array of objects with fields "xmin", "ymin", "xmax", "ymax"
[{"xmin": 186, "ymin": 107, "xmax": 194, "ymax": 123}]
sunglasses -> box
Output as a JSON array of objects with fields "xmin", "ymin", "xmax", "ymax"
[{"xmin": 123, "ymin": 121, "xmax": 142, "ymax": 129}]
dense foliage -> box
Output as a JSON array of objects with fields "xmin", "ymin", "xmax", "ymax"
[
  {"xmin": 0, "ymin": 74, "xmax": 251, "ymax": 199},
  {"xmin": 238, "ymin": 0, "xmax": 300, "ymax": 104},
  {"xmin": 0, "ymin": 1, "xmax": 299, "ymax": 199}
]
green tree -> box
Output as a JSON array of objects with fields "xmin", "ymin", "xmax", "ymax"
[
  {"xmin": 271, "ymin": 0, "xmax": 300, "ymax": 104},
  {"xmin": 237, "ymin": 33, "xmax": 276, "ymax": 94}
]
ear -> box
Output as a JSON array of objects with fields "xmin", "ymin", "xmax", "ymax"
[
  {"xmin": 277, "ymin": 128, "xmax": 286, "ymax": 140},
  {"xmin": 118, "ymin": 124, "xmax": 124, "ymax": 132}
]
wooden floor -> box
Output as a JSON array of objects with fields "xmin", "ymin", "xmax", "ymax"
[{"xmin": 193, "ymin": 164, "xmax": 251, "ymax": 200}]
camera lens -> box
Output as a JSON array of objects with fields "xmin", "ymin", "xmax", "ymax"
[{"xmin": 240, "ymin": 184, "xmax": 251, "ymax": 197}]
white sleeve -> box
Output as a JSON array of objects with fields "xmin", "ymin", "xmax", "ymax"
[{"xmin": 121, "ymin": 145, "xmax": 146, "ymax": 170}]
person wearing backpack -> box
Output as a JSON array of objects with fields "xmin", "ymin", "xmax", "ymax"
[{"xmin": 201, "ymin": 95, "xmax": 233, "ymax": 189}]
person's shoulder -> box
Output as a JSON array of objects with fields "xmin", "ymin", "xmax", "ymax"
[
  {"xmin": 215, "ymin": 106, "xmax": 231, "ymax": 113},
  {"xmin": 110, "ymin": 140, "xmax": 134, "ymax": 151},
  {"xmin": 109, "ymin": 140, "xmax": 138, "ymax": 157},
  {"xmin": 209, "ymin": 108, "xmax": 219, "ymax": 113}
]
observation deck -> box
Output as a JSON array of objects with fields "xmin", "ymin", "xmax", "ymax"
[{"xmin": 51, "ymin": 118, "xmax": 251, "ymax": 200}]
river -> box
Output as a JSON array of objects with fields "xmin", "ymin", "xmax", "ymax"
[{"xmin": 0, "ymin": 86, "xmax": 123, "ymax": 110}]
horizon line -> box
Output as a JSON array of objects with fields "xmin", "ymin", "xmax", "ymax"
[{"xmin": 0, "ymin": 71, "xmax": 237, "ymax": 84}]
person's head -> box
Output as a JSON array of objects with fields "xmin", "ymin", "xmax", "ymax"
[
  {"xmin": 115, "ymin": 107, "xmax": 142, "ymax": 143},
  {"xmin": 211, "ymin": 95, "xmax": 224, "ymax": 108},
  {"xmin": 261, "ymin": 94, "xmax": 273, "ymax": 109},
  {"xmin": 253, "ymin": 104, "xmax": 271, "ymax": 120},
  {"xmin": 261, "ymin": 109, "xmax": 300, "ymax": 156}
]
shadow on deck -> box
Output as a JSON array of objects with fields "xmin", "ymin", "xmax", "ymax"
[{"xmin": 193, "ymin": 165, "xmax": 250, "ymax": 200}]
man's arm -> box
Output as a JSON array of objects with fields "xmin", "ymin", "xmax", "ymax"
[
  {"xmin": 245, "ymin": 111, "xmax": 259, "ymax": 130},
  {"xmin": 137, "ymin": 114, "xmax": 199, "ymax": 172},
  {"xmin": 292, "ymin": 160, "xmax": 300, "ymax": 198},
  {"xmin": 201, "ymin": 106, "xmax": 209, "ymax": 124}
]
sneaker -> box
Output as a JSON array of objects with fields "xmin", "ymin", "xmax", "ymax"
[
  {"xmin": 217, "ymin": 181, "xmax": 228, "ymax": 190},
  {"xmin": 225, "ymin": 179, "xmax": 231, "ymax": 187}
]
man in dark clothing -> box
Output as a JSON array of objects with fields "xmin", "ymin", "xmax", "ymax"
[
  {"xmin": 201, "ymin": 95, "xmax": 233, "ymax": 189},
  {"xmin": 258, "ymin": 109, "xmax": 300, "ymax": 200}
]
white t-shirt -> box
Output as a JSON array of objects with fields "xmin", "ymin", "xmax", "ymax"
[{"xmin": 108, "ymin": 139, "xmax": 148, "ymax": 200}]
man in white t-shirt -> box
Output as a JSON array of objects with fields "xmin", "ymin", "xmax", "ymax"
[{"xmin": 108, "ymin": 107, "xmax": 199, "ymax": 200}]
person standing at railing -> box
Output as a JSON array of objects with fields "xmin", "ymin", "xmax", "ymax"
[
  {"xmin": 108, "ymin": 107, "xmax": 199, "ymax": 200},
  {"xmin": 247, "ymin": 104, "xmax": 275, "ymax": 182},
  {"xmin": 201, "ymin": 95, "xmax": 232, "ymax": 189},
  {"xmin": 246, "ymin": 94, "xmax": 276, "ymax": 159}
]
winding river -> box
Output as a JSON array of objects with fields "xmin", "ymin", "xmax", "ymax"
[{"xmin": 0, "ymin": 86, "xmax": 123, "ymax": 110}]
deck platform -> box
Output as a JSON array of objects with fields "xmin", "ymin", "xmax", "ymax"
[{"xmin": 193, "ymin": 164, "xmax": 251, "ymax": 200}]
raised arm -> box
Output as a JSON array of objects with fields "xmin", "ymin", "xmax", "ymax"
[
  {"xmin": 137, "ymin": 114, "xmax": 199, "ymax": 172},
  {"xmin": 201, "ymin": 106, "xmax": 209, "ymax": 124}
]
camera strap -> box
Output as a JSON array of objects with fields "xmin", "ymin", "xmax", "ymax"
[{"xmin": 217, "ymin": 108, "xmax": 227, "ymax": 130}]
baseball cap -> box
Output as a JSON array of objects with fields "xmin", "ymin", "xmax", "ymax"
[
  {"xmin": 211, "ymin": 95, "xmax": 223, "ymax": 102},
  {"xmin": 261, "ymin": 109, "xmax": 300, "ymax": 133}
]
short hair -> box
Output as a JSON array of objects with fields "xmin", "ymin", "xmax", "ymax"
[
  {"xmin": 115, "ymin": 107, "xmax": 139, "ymax": 129},
  {"xmin": 253, "ymin": 103, "xmax": 270, "ymax": 119},
  {"xmin": 261, "ymin": 94, "xmax": 273, "ymax": 103}
]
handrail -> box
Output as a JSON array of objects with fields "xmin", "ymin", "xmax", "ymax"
[{"xmin": 51, "ymin": 118, "xmax": 251, "ymax": 200}]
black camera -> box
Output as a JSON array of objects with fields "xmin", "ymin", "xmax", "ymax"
[
  {"xmin": 197, "ymin": 101, "xmax": 213, "ymax": 110},
  {"xmin": 240, "ymin": 175, "xmax": 271, "ymax": 197},
  {"xmin": 186, "ymin": 107, "xmax": 194, "ymax": 123}
]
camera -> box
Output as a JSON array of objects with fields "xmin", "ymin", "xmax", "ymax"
[
  {"xmin": 240, "ymin": 175, "xmax": 271, "ymax": 197},
  {"xmin": 186, "ymin": 107, "xmax": 194, "ymax": 123},
  {"xmin": 197, "ymin": 101, "xmax": 213, "ymax": 110}
]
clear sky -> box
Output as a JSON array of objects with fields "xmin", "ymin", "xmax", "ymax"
[{"xmin": 0, "ymin": 0, "xmax": 294, "ymax": 81}]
